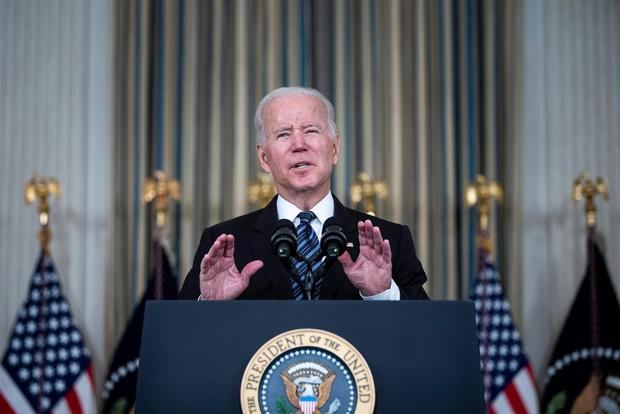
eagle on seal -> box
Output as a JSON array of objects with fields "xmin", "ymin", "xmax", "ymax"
[{"xmin": 280, "ymin": 371, "xmax": 336, "ymax": 414}]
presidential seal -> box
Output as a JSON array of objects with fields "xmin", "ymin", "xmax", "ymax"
[{"xmin": 241, "ymin": 329, "xmax": 375, "ymax": 414}]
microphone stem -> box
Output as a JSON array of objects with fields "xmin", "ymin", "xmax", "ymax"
[
  {"xmin": 281, "ymin": 256, "xmax": 314, "ymax": 300},
  {"xmin": 303, "ymin": 258, "xmax": 314, "ymax": 300}
]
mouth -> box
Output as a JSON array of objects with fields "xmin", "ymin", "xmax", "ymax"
[{"xmin": 291, "ymin": 161, "xmax": 313, "ymax": 170}]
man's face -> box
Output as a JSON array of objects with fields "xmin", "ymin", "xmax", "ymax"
[{"xmin": 257, "ymin": 94, "xmax": 340, "ymax": 200}]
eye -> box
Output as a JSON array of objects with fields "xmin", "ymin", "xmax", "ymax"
[
  {"xmin": 305, "ymin": 128, "xmax": 319, "ymax": 134},
  {"xmin": 276, "ymin": 131, "xmax": 290, "ymax": 139}
]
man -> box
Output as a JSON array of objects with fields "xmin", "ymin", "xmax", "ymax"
[{"xmin": 180, "ymin": 86, "xmax": 428, "ymax": 301}]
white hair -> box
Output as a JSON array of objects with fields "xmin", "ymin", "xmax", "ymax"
[{"xmin": 254, "ymin": 86, "xmax": 338, "ymax": 145}]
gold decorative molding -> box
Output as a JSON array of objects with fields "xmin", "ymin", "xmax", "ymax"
[
  {"xmin": 143, "ymin": 171, "xmax": 181, "ymax": 230},
  {"xmin": 572, "ymin": 172, "xmax": 608, "ymax": 229},
  {"xmin": 349, "ymin": 172, "xmax": 388, "ymax": 216},
  {"xmin": 24, "ymin": 174, "xmax": 60, "ymax": 255}
]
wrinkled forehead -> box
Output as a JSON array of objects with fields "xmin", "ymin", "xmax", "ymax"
[{"xmin": 263, "ymin": 94, "xmax": 328, "ymax": 130}]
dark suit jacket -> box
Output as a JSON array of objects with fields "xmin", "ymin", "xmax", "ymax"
[{"xmin": 179, "ymin": 196, "xmax": 429, "ymax": 300}]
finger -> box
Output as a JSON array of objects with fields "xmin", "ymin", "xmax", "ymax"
[
  {"xmin": 382, "ymin": 239, "xmax": 392, "ymax": 264},
  {"xmin": 210, "ymin": 234, "xmax": 227, "ymax": 258},
  {"xmin": 372, "ymin": 222, "xmax": 384, "ymax": 243},
  {"xmin": 240, "ymin": 260, "xmax": 264, "ymax": 280},
  {"xmin": 201, "ymin": 250, "xmax": 224, "ymax": 277},
  {"xmin": 201, "ymin": 234, "xmax": 228, "ymax": 273},
  {"xmin": 357, "ymin": 221, "xmax": 368, "ymax": 246},
  {"xmin": 337, "ymin": 251, "xmax": 355, "ymax": 270},
  {"xmin": 372, "ymin": 225, "xmax": 384, "ymax": 254},
  {"xmin": 365, "ymin": 219, "xmax": 375, "ymax": 239},
  {"xmin": 223, "ymin": 234, "xmax": 235, "ymax": 258},
  {"xmin": 200, "ymin": 253, "xmax": 211, "ymax": 274},
  {"xmin": 363, "ymin": 220, "xmax": 375, "ymax": 250}
]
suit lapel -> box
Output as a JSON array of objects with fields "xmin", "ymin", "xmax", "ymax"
[{"xmin": 249, "ymin": 196, "xmax": 294, "ymax": 299}]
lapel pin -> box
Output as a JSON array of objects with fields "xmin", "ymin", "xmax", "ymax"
[{"xmin": 346, "ymin": 242, "xmax": 354, "ymax": 248}]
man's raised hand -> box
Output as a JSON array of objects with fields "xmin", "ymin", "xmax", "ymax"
[
  {"xmin": 199, "ymin": 234, "xmax": 263, "ymax": 300},
  {"xmin": 338, "ymin": 220, "xmax": 392, "ymax": 296}
]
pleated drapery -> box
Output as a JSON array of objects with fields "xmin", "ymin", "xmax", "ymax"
[{"xmin": 110, "ymin": 1, "xmax": 515, "ymax": 337}]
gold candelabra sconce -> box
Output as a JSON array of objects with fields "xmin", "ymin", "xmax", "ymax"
[
  {"xmin": 143, "ymin": 171, "xmax": 181, "ymax": 230},
  {"xmin": 350, "ymin": 172, "xmax": 388, "ymax": 216},
  {"xmin": 24, "ymin": 174, "xmax": 60, "ymax": 255},
  {"xmin": 572, "ymin": 172, "xmax": 608, "ymax": 229},
  {"xmin": 465, "ymin": 175, "xmax": 503, "ymax": 251},
  {"xmin": 248, "ymin": 172, "xmax": 277, "ymax": 207}
]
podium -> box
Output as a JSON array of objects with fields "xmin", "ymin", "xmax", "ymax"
[{"xmin": 135, "ymin": 300, "xmax": 484, "ymax": 413}]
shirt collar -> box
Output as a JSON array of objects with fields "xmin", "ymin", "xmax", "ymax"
[{"xmin": 276, "ymin": 192, "xmax": 334, "ymax": 227}]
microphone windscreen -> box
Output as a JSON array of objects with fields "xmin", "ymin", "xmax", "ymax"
[
  {"xmin": 321, "ymin": 217, "xmax": 347, "ymax": 258},
  {"xmin": 275, "ymin": 218, "xmax": 296, "ymax": 232},
  {"xmin": 322, "ymin": 216, "xmax": 345, "ymax": 234},
  {"xmin": 270, "ymin": 219, "xmax": 297, "ymax": 257}
]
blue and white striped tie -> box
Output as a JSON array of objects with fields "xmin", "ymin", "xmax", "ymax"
[{"xmin": 290, "ymin": 211, "xmax": 322, "ymax": 300}]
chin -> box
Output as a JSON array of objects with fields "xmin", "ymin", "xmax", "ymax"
[{"xmin": 296, "ymin": 176, "xmax": 324, "ymax": 187}]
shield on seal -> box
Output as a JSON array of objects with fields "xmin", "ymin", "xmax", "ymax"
[{"xmin": 300, "ymin": 394, "xmax": 317, "ymax": 414}]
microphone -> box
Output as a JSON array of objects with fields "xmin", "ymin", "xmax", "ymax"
[
  {"xmin": 321, "ymin": 217, "xmax": 347, "ymax": 258},
  {"xmin": 271, "ymin": 219, "xmax": 310, "ymax": 299},
  {"xmin": 308, "ymin": 217, "xmax": 347, "ymax": 299},
  {"xmin": 270, "ymin": 219, "xmax": 297, "ymax": 258}
]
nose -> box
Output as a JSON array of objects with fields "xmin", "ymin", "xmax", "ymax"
[{"xmin": 291, "ymin": 128, "xmax": 307, "ymax": 150}]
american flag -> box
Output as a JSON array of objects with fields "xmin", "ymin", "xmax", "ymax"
[
  {"xmin": 471, "ymin": 249, "xmax": 539, "ymax": 414},
  {"xmin": 0, "ymin": 254, "xmax": 96, "ymax": 413}
]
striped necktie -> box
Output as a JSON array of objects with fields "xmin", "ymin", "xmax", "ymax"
[{"xmin": 290, "ymin": 211, "xmax": 323, "ymax": 300}]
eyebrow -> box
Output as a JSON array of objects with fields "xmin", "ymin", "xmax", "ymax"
[
  {"xmin": 272, "ymin": 123, "xmax": 323, "ymax": 135},
  {"xmin": 274, "ymin": 126, "xmax": 292, "ymax": 134}
]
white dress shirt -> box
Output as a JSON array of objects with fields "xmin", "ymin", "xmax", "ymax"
[{"xmin": 276, "ymin": 193, "xmax": 400, "ymax": 300}]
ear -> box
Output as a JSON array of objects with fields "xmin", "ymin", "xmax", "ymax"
[
  {"xmin": 256, "ymin": 145, "xmax": 272, "ymax": 173},
  {"xmin": 332, "ymin": 135, "xmax": 341, "ymax": 165}
]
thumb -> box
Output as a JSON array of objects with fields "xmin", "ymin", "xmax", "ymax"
[
  {"xmin": 337, "ymin": 251, "xmax": 354, "ymax": 270},
  {"xmin": 240, "ymin": 260, "xmax": 264, "ymax": 280}
]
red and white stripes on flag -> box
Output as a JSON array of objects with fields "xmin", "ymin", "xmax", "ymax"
[
  {"xmin": 488, "ymin": 365, "xmax": 539, "ymax": 414},
  {"xmin": 0, "ymin": 254, "xmax": 97, "ymax": 413},
  {"xmin": 0, "ymin": 366, "xmax": 95, "ymax": 414},
  {"xmin": 471, "ymin": 249, "xmax": 540, "ymax": 414}
]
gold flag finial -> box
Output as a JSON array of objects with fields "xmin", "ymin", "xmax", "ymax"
[
  {"xmin": 350, "ymin": 172, "xmax": 389, "ymax": 216},
  {"xmin": 143, "ymin": 171, "xmax": 181, "ymax": 230},
  {"xmin": 465, "ymin": 175, "xmax": 503, "ymax": 251},
  {"xmin": 572, "ymin": 172, "xmax": 608, "ymax": 229},
  {"xmin": 24, "ymin": 174, "xmax": 60, "ymax": 255},
  {"xmin": 248, "ymin": 172, "xmax": 277, "ymax": 207}
]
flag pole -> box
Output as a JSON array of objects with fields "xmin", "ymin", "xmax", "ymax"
[
  {"xmin": 102, "ymin": 171, "xmax": 181, "ymax": 413},
  {"xmin": 466, "ymin": 176, "xmax": 538, "ymax": 411},
  {"xmin": 143, "ymin": 170, "xmax": 181, "ymax": 300},
  {"xmin": 24, "ymin": 174, "xmax": 61, "ymax": 414},
  {"xmin": 24, "ymin": 174, "xmax": 60, "ymax": 257},
  {"xmin": 572, "ymin": 172, "xmax": 608, "ymax": 230},
  {"xmin": 466, "ymin": 175, "xmax": 503, "ymax": 405},
  {"xmin": 143, "ymin": 170, "xmax": 181, "ymax": 234},
  {"xmin": 572, "ymin": 172, "xmax": 609, "ymax": 390},
  {"xmin": 465, "ymin": 174, "xmax": 503, "ymax": 259}
]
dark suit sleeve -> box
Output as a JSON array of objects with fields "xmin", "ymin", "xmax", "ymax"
[
  {"xmin": 179, "ymin": 228, "xmax": 213, "ymax": 299},
  {"xmin": 392, "ymin": 225, "xmax": 429, "ymax": 300}
]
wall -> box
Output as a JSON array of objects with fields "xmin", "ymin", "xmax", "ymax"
[
  {"xmin": 519, "ymin": 0, "xmax": 620, "ymax": 382},
  {"xmin": 0, "ymin": 0, "xmax": 112, "ymax": 389}
]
